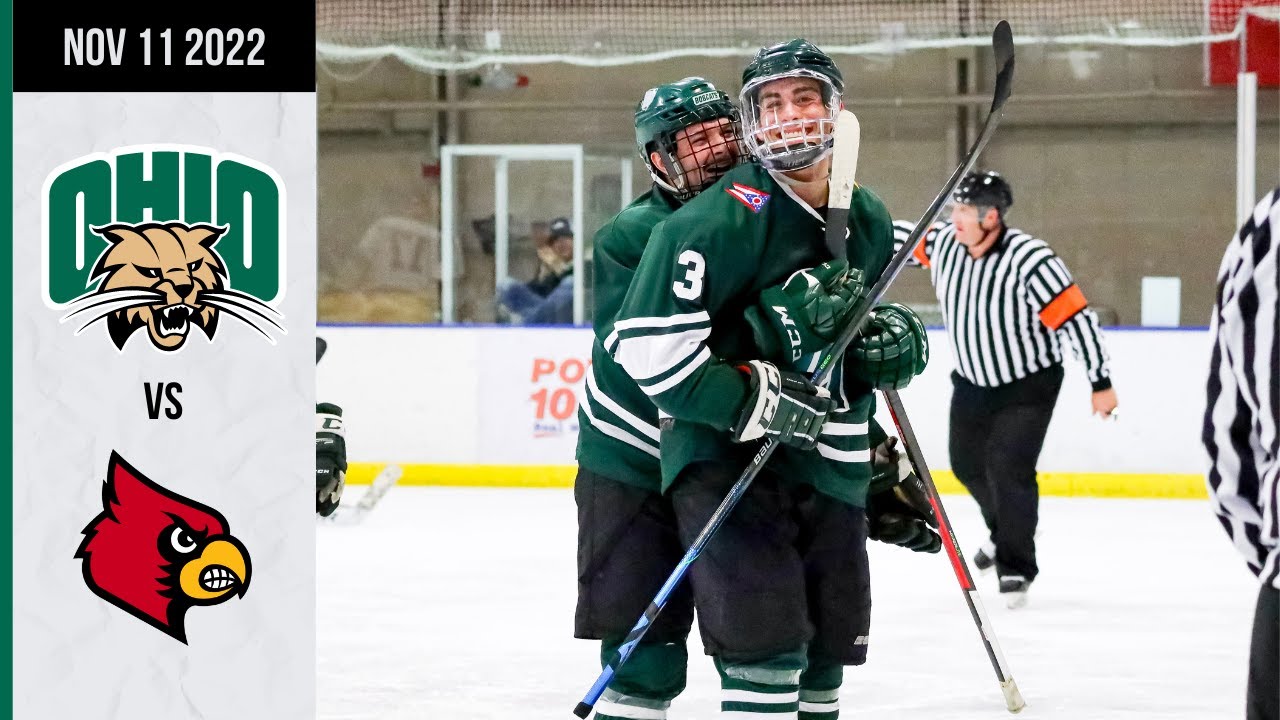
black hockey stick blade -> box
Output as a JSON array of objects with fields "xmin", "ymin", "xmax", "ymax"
[
  {"xmin": 316, "ymin": 336, "xmax": 328, "ymax": 364},
  {"xmin": 990, "ymin": 21, "xmax": 1015, "ymax": 113}
]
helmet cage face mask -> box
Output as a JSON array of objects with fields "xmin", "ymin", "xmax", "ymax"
[
  {"xmin": 647, "ymin": 111, "xmax": 746, "ymax": 201},
  {"xmin": 740, "ymin": 69, "xmax": 841, "ymax": 172}
]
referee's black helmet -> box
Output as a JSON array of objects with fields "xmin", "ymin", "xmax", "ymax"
[{"xmin": 953, "ymin": 171, "xmax": 1013, "ymax": 214}]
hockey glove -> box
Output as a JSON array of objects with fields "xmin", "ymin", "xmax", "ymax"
[
  {"xmin": 866, "ymin": 436, "xmax": 940, "ymax": 553},
  {"xmin": 745, "ymin": 261, "xmax": 864, "ymax": 364},
  {"xmin": 846, "ymin": 303, "xmax": 929, "ymax": 390},
  {"xmin": 731, "ymin": 360, "xmax": 832, "ymax": 450},
  {"xmin": 316, "ymin": 402, "xmax": 347, "ymax": 517}
]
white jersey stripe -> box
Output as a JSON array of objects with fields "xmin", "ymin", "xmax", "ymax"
[
  {"xmin": 579, "ymin": 393, "xmax": 660, "ymax": 459},
  {"xmin": 612, "ymin": 325, "xmax": 711, "ymax": 381},
  {"xmin": 820, "ymin": 421, "xmax": 868, "ymax": 436},
  {"xmin": 816, "ymin": 444, "xmax": 871, "ymax": 463},
  {"xmin": 641, "ymin": 346, "xmax": 711, "ymax": 396},
  {"xmin": 608, "ymin": 309, "xmax": 711, "ymax": 339},
  {"xmin": 586, "ymin": 368, "xmax": 660, "ymax": 442}
]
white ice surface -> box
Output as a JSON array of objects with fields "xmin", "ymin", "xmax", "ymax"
[{"xmin": 318, "ymin": 486, "xmax": 1258, "ymax": 720}]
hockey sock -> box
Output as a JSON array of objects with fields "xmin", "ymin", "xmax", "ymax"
[
  {"xmin": 798, "ymin": 658, "xmax": 842, "ymax": 720},
  {"xmin": 715, "ymin": 649, "xmax": 806, "ymax": 718},
  {"xmin": 595, "ymin": 636, "xmax": 688, "ymax": 720}
]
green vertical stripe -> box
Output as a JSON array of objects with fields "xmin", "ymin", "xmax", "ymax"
[{"xmin": 2, "ymin": 0, "xmax": 13, "ymax": 714}]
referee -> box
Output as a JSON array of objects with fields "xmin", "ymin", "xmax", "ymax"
[
  {"xmin": 893, "ymin": 170, "xmax": 1118, "ymax": 608},
  {"xmin": 1203, "ymin": 187, "xmax": 1280, "ymax": 720}
]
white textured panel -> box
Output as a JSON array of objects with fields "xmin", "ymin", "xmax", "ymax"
[{"xmin": 14, "ymin": 92, "xmax": 316, "ymax": 720}]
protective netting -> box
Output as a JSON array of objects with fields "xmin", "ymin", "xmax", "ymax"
[{"xmin": 317, "ymin": 0, "xmax": 1280, "ymax": 71}]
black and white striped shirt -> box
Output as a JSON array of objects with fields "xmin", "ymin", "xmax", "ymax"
[
  {"xmin": 1204, "ymin": 187, "xmax": 1280, "ymax": 588},
  {"xmin": 893, "ymin": 220, "xmax": 1112, "ymax": 390}
]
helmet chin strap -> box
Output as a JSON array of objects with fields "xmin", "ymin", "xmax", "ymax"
[
  {"xmin": 773, "ymin": 171, "xmax": 824, "ymax": 189},
  {"xmin": 650, "ymin": 171, "xmax": 682, "ymax": 197},
  {"xmin": 975, "ymin": 214, "xmax": 1005, "ymax": 250},
  {"xmin": 771, "ymin": 145, "xmax": 832, "ymax": 183},
  {"xmin": 649, "ymin": 151, "xmax": 690, "ymax": 200}
]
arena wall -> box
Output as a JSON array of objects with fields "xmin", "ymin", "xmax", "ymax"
[{"xmin": 318, "ymin": 324, "xmax": 1215, "ymax": 498}]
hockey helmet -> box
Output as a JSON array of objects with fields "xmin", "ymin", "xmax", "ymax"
[
  {"xmin": 634, "ymin": 77, "xmax": 744, "ymax": 201},
  {"xmin": 953, "ymin": 171, "xmax": 1014, "ymax": 215},
  {"xmin": 739, "ymin": 39, "xmax": 844, "ymax": 171}
]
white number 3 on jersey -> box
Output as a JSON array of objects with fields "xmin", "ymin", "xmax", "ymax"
[{"xmin": 672, "ymin": 250, "xmax": 705, "ymax": 301}]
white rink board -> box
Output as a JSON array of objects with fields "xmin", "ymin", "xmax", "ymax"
[{"xmin": 317, "ymin": 325, "xmax": 1212, "ymax": 474}]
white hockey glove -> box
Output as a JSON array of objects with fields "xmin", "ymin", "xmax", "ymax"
[{"xmin": 730, "ymin": 360, "xmax": 832, "ymax": 450}]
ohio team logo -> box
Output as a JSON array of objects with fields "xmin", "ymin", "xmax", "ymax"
[
  {"xmin": 726, "ymin": 182, "xmax": 770, "ymax": 213},
  {"xmin": 75, "ymin": 452, "xmax": 252, "ymax": 644},
  {"xmin": 42, "ymin": 145, "xmax": 287, "ymax": 352}
]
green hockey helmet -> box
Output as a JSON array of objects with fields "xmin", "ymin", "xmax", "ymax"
[
  {"xmin": 739, "ymin": 39, "xmax": 844, "ymax": 172},
  {"xmin": 634, "ymin": 77, "xmax": 744, "ymax": 201}
]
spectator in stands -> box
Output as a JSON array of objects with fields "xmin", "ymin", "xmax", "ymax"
[{"xmin": 497, "ymin": 216, "xmax": 576, "ymax": 324}]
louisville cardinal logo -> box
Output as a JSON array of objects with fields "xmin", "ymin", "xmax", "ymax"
[{"xmin": 75, "ymin": 452, "xmax": 251, "ymax": 643}]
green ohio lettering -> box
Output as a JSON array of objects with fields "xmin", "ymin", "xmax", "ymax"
[{"xmin": 43, "ymin": 145, "xmax": 285, "ymax": 306}]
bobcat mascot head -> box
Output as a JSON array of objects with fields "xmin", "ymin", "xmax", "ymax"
[{"xmin": 60, "ymin": 222, "xmax": 283, "ymax": 351}]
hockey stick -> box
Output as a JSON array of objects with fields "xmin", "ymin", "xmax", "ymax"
[
  {"xmin": 320, "ymin": 464, "xmax": 402, "ymax": 525},
  {"xmin": 881, "ymin": 389, "xmax": 1026, "ymax": 714},
  {"xmin": 824, "ymin": 110, "xmax": 860, "ymax": 258},
  {"xmin": 572, "ymin": 22, "xmax": 1014, "ymax": 718}
]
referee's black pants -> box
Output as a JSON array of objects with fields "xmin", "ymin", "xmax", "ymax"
[
  {"xmin": 1248, "ymin": 581, "xmax": 1279, "ymax": 720},
  {"xmin": 949, "ymin": 365, "xmax": 1063, "ymax": 582}
]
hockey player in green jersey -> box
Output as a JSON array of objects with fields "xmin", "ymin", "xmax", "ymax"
[
  {"xmin": 573, "ymin": 77, "xmax": 753, "ymax": 720},
  {"xmin": 606, "ymin": 40, "xmax": 937, "ymax": 719}
]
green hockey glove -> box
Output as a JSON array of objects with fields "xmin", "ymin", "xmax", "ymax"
[
  {"xmin": 845, "ymin": 302, "xmax": 929, "ymax": 390},
  {"xmin": 731, "ymin": 360, "xmax": 832, "ymax": 450},
  {"xmin": 745, "ymin": 261, "xmax": 864, "ymax": 363},
  {"xmin": 867, "ymin": 437, "xmax": 940, "ymax": 554}
]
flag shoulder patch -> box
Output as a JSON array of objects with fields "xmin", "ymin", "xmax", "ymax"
[{"xmin": 725, "ymin": 183, "xmax": 770, "ymax": 213}]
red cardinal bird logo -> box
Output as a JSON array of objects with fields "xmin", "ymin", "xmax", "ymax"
[{"xmin": 75, "ymin": 452, "xmax": 252, "ymax": 643}]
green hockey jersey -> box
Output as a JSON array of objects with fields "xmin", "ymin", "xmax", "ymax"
[
  {"xmin": 575, "ymin": 187, "xmax": 683, "ymax": 490},
  {"xmin": 605, "ymin": 162, "xmax": 895, "ymax": 507}
]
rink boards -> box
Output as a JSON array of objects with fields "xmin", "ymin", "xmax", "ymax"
[{"xmin": 318, "ymin": 324, "xmax": 1212, "ymax": 499}]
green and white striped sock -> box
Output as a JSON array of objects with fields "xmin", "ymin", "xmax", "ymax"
[
  {"xmin": 799, "ymin": 658, "xmax": 842, "ymax": 720},
  {"xmin": 716, "ymin": 653, "xmax": 805, "ymax": 719},
  {"xmin": 798, "ymin": 687, "xmax": 840, "ymax": 720}
]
